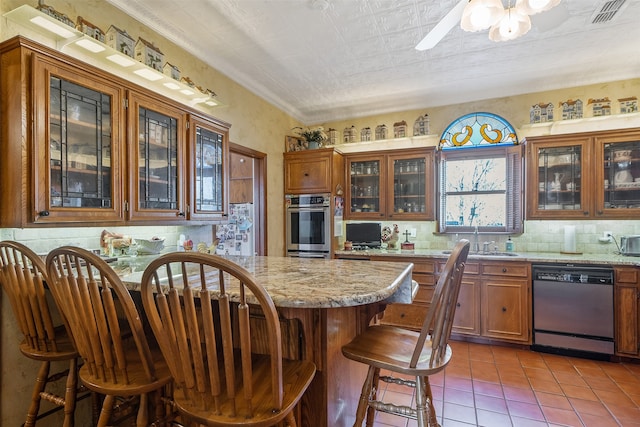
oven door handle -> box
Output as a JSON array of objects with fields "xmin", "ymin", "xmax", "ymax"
[
  {"xmin": 287, "ymin": 206, "xmax": 328, "ymax": 213},
  {"xmin": 288, "ymin": 252, "xmax": 329, "ymax": 259}
]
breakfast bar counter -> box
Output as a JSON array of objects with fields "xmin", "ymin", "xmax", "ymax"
[{"xmin": 111, "ymin": 254, "xmax": 414, "ymax": 427}]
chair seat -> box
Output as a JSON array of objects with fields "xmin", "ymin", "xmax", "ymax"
[
  {"xmin": 342, "ymin": 325, "xmax": 452, "ymax": 376},
  {"xmin": 19, "ymin": 325, "xmax": 78, "ymax": 361},
  {"xmin": 78, "ymin": 352, "xmax": 172, "ymax": 397},
  {"xmin": 172, "ymin": 355, "xmax": 316, "ymax": 426}
]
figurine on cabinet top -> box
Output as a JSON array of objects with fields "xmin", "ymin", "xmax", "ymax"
[
  {"xmin": 588, "ymin": 97, "xmax": 611, "ymax": 116},
  {"xmin": 530, "ymin": 102, "xmax": 554, "ymax": 123},
  {"xmin": 375, "ymin": 124, "xmax": 388, "ymax": 140},
  {"xmin": 360, "ymin": 127, "xmax": 372, "ymax": 142},
  {"xmin": 106, "ymin": 25, "xmax": 135, "ymax": 57},
  {"xmin": 559, "ymin": 99, "xmax": 583, "ymax": 120},
  {"xmin": 135, "ymin": 37, "xmax": 164, "ymax": 71},
  {"xmin": 619, "ymin": 97, "xmax": 638, "ymax": 114},
  {"xmin": 413, "ymin": 113, "xmax": 430, "ymax": 136},
  {"xmin": 76, "ymin": 16, "xmax": 105, "ymax": 42},
  {"xmin": 393, "ymin": 121, "xmax": 408, "ymax": 139}
]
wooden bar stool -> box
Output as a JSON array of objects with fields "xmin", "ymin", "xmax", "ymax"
[
  {"xmin": 342, "ymin": 239, "xmax": 470, "ymax": 427},
  {"xmin": 0, "ymin": 241, "xmax": 86, "ymax": 426},
  {"xmin": 140, "ymin": 252, "xmax": 316, "ymax": 427},
  {"xmin": 46, "ymin": 246, "xmax": 173, "ymax": 427}
]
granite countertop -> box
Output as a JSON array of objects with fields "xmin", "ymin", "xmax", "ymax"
[
  {"xmin": 112, "ymin": 254, "xmax": 414, "ymax": 309},
  {"xmin": 334, "ymin": 248, "xmax": 640, "ymax": 266}
]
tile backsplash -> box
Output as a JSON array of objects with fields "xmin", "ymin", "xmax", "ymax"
[
  {"xmin": 0, "ymin": 225, "xmax": 216, "ymax": 255},
  {"xmin": 341, "ymin": 220, "xmax": 640, "ymax": 255}
]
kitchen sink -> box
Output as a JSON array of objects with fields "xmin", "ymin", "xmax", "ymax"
[{"xmin": 441, "ymin": 250, "xmax": 519, "ymax": 257}]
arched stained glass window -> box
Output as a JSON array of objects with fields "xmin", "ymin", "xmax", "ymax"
[
  {"xmin": 439, "ymin": 112, "xmax": 518, "ymax": 150},
  {"xmin": 437, "ymin": 112, "xmax": 523, "ymax": 236}
]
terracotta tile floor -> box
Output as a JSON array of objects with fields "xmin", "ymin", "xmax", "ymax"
[{"xmin": 369, "ymin": 341, "xmax": 640, "ymax": 427}]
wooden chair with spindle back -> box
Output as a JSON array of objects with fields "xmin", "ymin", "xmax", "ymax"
[
  {"xmin": 0, "ymin": 240, "xmax": 85, "ymax": 427},
  {"xmin": 140, "ymin": 252, "xmax": 316, "ymax": 427},
  {"xmin": 45, "ymin": 246, "xmax": 173, "ymax": 427},
  {"xmin": 341, "ymin": 239, "xmax": 470, "ymax": 427}
]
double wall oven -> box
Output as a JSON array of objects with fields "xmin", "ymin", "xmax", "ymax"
[{"xmin": 285, "ymin": 193, "xmax": 332, "ymax": 259}]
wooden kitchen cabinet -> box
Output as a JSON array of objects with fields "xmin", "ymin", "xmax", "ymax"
[
  {"xmin": 526, "ymin": 128, "xmax": 640, "ymax": 220},
  {"xmin": 31, "ymin": 50, "xmax": 125, "ymax": 223},
  {"xmin": 481, "ymin": 261, "xmax": 530, "ymax": 342},
  {"xmin": 284, "ymin": 148, "xmax": 344, "ymax": 195},
  {"xmin": 229, "ymin": 151, "xmax": 254, "ymax": 204},
  {"xmin": 345, "ymin": 148, "xmax": 435, "ymax": 220},
  {"xmin": 614, "ymin": 266, "xmax": 640, "ymax": 357},
  {"xmin": 438, "ymin": 261, "xmax": 481, "ymax": 336},
  {"xmin": 0, "ymin": 36, "xmax": 230, "ymax": 227},
  {"xmin": 188, "ymin": 114, "xmax": 229, "ymax": 220}
]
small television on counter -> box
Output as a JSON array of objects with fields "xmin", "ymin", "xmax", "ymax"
[{"xmin": 346, "ymin": 223, "xmax": 381, "ymax": 248}]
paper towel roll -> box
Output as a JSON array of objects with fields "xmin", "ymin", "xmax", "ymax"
[{"xmin": 564, "ymin": 225, "xmax": 576, "ymax": 253}]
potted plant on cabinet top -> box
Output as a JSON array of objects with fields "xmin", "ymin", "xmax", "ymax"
[{"xmin": 292, "ymin": 126, "xmax": 327, "ymax": 149}]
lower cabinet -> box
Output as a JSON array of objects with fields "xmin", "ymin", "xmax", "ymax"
[
  {"xmin": 334, "ymin": 253, "xmax": 531, "ymax": 344},
  {"xmin": 614, "ymin": 266, "xmax": 640, "ymax": 357},
  {"xmin": 442, "ymin": 259, "xmax": 530, "ymax": 343}
]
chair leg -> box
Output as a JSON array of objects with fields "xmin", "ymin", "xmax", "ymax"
[
  {"xmin": 284, "ymin": 411, "xmax": 297, "ymax": 427},
  {"xmin": 136, "ymin": 393, "xmax": 149, "ymax": 427},
  {"xmin": 97, "ymin": 395, "xmax": 115, "ymax": 427},
  {"xmin": 415, "ymin": 376, "xmax": 439, "ymax": 427},
  {"xmin": 364, "ymin": 368, "xmax": 379, "ymax": 427},
  {"xmin": 354, "ymin": 366, "xmax": 378, "ymax": 427},
  {"xmin": 25, "ymin": 361, "xmax": 50, "ymax": 427},
  {"xmin": 62, "ymin": 358, "xmax": 78, "ymax": 427}
]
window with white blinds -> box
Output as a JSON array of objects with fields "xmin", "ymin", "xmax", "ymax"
[{"xmin": 438, "ymin": 144, "xmax": 523, "ymax": 234}]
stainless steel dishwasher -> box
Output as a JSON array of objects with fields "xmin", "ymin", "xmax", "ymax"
[{"xmin": 532, "ymin": 264, "xmax": 614, "ymax": 357}]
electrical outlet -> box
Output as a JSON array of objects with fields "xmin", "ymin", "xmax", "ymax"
[{"xmin": 409, "ymin": 228, "xmax": 417, "ymax": 238}]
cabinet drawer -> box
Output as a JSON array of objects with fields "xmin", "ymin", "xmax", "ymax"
[
  {"xmin": 412, "ymin": 272, "xmax": 435, "ymax": 287},
  {"xmin": 481, "ymin": 262, "xmax": 529, "ymax": 277},
  {"xmin": 615, "ymin": 267, "xmax": 639, "ymax": 285},
  {"xmin": 413, "ymin": 285, "xmax": 434, "ymax": 305},
  {"xmin": 436, "ymin": 260, "xmax": 479, "ymax": 275},
  {"xmin": 379, "ymin": 303, "xmax": 427, "ymax": 332}
]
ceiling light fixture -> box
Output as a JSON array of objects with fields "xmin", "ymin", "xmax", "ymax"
[{"xmin": 461, "ymin": 0, "xmax": 561, "ymax": 42}]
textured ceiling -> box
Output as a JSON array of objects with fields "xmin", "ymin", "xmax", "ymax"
[{"xmin": 105, "ymin": 0, "xmax": 640, "ymax": 124}]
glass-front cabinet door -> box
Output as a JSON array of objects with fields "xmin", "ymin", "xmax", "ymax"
[
  {"xmin": 595, "ymin": 131, "xmax": 640, "ymax": 217},
  {"xmin": 189, "ymin": 116, "xmax": 228, "ymax": 220},
  {"xmin": 527, "ymin": 136, "xmax": 590, "ymax": 219},
  {"xmin": 346, "ymin": 155, "xmax": 383, "ymax": 218},
  {"xmin": 128, "ymin": 92, "xmax": 186, "ymax": 221},
  {"xmin": 33, "ymin": 54, "xmax": 124, "ymax": 223},
  {"xmin": 388, "ymin": 150, "xmax": 434, "ymax": 220}
]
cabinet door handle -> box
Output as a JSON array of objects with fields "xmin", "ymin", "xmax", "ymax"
[
  {"xmin": 584, "ymin": 211, "xmax": 589, "ymax": 216},
  {"xmin": 502, "ymin": 268, "xmax": 507, "ymax": 273},
  {"xmin": 38, "ymin": 210, "xmax": 50, "ymax": 217},
  {"xmin": 456, "ymin": 302, "xmax": 461, "ymax": 307},
  {"xmin": 304, "ymin": 172, "xmax": 309, "ymax": 177},
  {"xmin": 502, "ymin": 307, "xmax": 507, "ymax": 312},
  {"xmin": 178, "ymin": 212, "xmax": 185, "ymax": 217}
]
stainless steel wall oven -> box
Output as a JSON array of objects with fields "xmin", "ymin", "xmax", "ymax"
[{"xmin": 285, "ymin": 193, "xmax": 331, "ymax": 258}]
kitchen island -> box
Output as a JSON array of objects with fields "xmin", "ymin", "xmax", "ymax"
[{"xmin": 111, "ymin": 254, "xmax": 414, "ymax": 427}]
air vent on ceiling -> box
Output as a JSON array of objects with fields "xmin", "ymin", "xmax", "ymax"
[{"xmin": 591, "ymin": 0, "xmax": 627, "ymax": 24}]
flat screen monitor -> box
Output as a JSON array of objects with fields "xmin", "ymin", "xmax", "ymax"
[{"xmin": 346, "ymin": 223, "xmax": 381, "ymax": 247}]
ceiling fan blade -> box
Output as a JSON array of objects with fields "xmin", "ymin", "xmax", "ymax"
[{"xmin": 415, "ymin": 0, "xmax": 468, "ymax": 51}]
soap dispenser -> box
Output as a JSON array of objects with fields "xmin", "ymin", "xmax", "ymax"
[{"xmin": 506, "ymin": 236, "xmax": 514, "ymax": 252}]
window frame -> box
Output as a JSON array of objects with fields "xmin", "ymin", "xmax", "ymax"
[{"xmin": 437, "ymin": 144, "xmax": 523, "ymax": 234}]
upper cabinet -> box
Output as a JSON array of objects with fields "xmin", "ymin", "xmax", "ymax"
[
  {"xmin": 128, "ymin": 91, "xmax": 187, "ymax": 221},
  {"xmin": 0, "ymin": 36, "xmax": 229, "ymax": 227},
  {"xmin": 284, "ymin": 148, "xmax": 344, "ymax": 195},
  {"xmin": 32, "ymin": 51, "xmax": 125, "ymax": 223},
  {"xmin": 345, "ymin": 148, "xmax": 435, "ymax": 220},
  {"xmin": 526, "ymin": 128, "xmax": 640, "ymax": 219}
]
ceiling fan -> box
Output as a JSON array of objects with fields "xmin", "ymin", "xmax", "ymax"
[{"xmin": 415, "ymin": 0, "xmax": 563, "ymax": 51}]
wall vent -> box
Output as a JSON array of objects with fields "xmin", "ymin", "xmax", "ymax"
[{"xmin": 591, "ymin": 0, "xmax": 627, "ymax": 24}]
